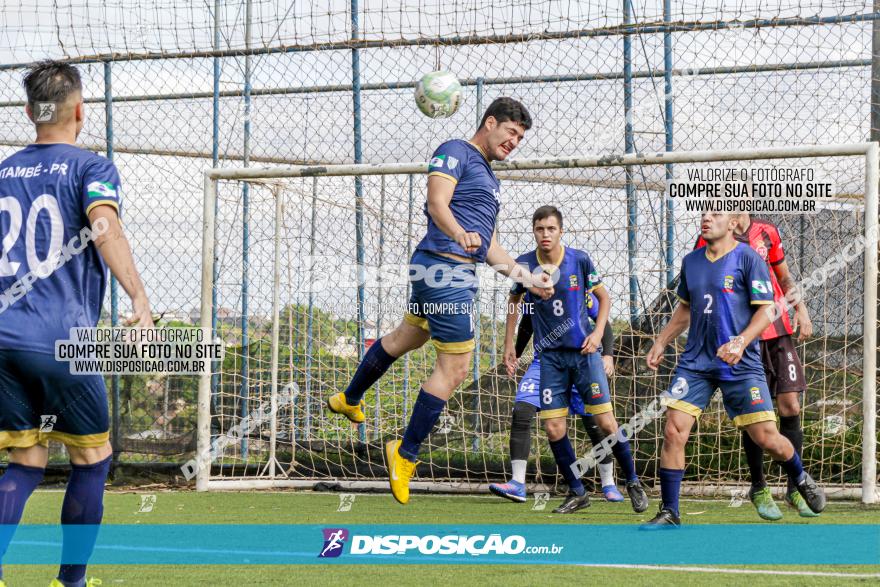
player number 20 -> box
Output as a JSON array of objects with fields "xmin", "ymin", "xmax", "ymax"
[{"xmin": 0, "ymin": 195, "xmax": 64, "ymax": 278}]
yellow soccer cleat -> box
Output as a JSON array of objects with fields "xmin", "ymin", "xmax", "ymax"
[
  {"xmin": 50, "ymin": 579, "xmax": 102, "ymax": 586},
  {"xmin": 386, "ymin": 440, "xmax": 418, "ymax": 505},
  {"xmin": 326, "ymin": 392, "xmax": 366, "ymax": 424}
]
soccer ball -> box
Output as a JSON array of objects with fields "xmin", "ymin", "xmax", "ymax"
[{"xmin": 414, "ymin": 71, "xmax": 462, "ymax": 118}]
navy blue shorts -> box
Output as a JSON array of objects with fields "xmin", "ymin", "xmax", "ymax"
[
  {"xmin": 662, "ymin": 367, "xmax": 776, "ymax": 428},
  {"xmin": 404, "ymin": 249, "xmax": 477, "ymax": 354},
  {"xmin": 0, "ymin": 349, "xmax": 109, "ymax": 449},
  {"xmin": 516, "ymin": 357, "xmax": 586, "ymax": 415},
  {"xmin": 538, "ymin": 350, "xmax": 612, "ymax": 420}
]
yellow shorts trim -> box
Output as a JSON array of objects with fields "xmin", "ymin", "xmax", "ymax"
[
  {"xmin": 403, "ymin": 312, "xmax": 430, "ymax": 332},
  {"xmin": 751, "ymin": 300, "xmax": 774, "ymax": 305},
  {"xmin": 0, "ymin": 429, "xmax": 47, "ymax": 450},
  {"xmin": 433, "ymin": 339, "xmax": 475, "ymax": 354},
  {"xmin": 584, "ymin": 402, "xmax": 613, "ymax": 415},
  {"xmin": 427, "ymin": 171, "xmax": 458, "ymax": 185},
  {"xmin": 661, "ymin": 397, "xmax": 703, "ymax": 418},
  {"xmin": 539, "ymin": 407, "xmax": 569, "ymax": 420},
  {"xmin": 733, "ymin": 411, "xmax": 777, "ymax": 428},
  {"xmin": 85, "ymin": 199, "xmax": 120, "ymax": 216}
]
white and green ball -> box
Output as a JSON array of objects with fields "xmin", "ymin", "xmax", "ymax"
[{"xmin": 414, "ymin": 71, "xmax": 462, "ymax": 118}]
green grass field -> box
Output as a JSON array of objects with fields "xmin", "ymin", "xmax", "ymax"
[{"xmin": 3, "ymin": 490, "xmax": 879, "ymax": 586}]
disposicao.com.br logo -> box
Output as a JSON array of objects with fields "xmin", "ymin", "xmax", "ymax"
[{"xmin": 319, "ymin": 528, "xmax": 564, "ymax": 558}]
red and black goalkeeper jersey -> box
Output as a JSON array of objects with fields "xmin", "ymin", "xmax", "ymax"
[{"xmin": 693, "ymin": 217, "xmax": 793, "ymax": 340}]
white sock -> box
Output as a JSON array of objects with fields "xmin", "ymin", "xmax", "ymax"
[
  {"xmin": 599, "ymin": 461, "xmax": 615, "ymax": 488},
  {"xmin": 511, "ymin": 460, "xmax": 527, "ymax": 484}
]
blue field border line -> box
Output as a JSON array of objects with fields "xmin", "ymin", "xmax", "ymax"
[{"xmin": 2, "ymin": 524, "xmax": 879, "ymax": 565}]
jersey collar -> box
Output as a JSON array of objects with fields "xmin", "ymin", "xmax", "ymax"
[
  {"xmin": 704, "ymin": 240, "xmax": 739, "ymax": 263},
  {"xmin": 536, "ymin": 245, "xmax": 565, "ymax": 269},
  {"xmin": 467, "ymin": 140, "xmax": 489, "ymax": 161}
]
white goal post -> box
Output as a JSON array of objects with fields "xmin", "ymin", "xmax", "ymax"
[{"xmin": 197, "ymin": 143, "xmax": 879, "ymax": 503}]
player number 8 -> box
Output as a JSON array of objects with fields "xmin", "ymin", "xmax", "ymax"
[
  {"xmin": 552, "ymin": 299, "xmax": 564, "ymax": 316},
  {"xmin": 788, "ymin": 364, "xmax": 797, "ymax": 381},
  {"xmin": 542, "ymin": 388, "xmax": 552, "ymax": 405}
]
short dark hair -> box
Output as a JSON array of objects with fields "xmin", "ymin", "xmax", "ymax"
[
  {"xmin": 23, "ymin": 60, "xmax": 82, "ymax": 110},
  {"xmin": 532, "ymin": 205, "xmax": 562, "ymax": 230},
  {"xmin": 479, "ymin": 97, "xmax": 532, "ymax": 131}
]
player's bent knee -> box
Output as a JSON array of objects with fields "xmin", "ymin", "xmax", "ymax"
[
  {"xmin": 543, "ymin": 418, "xmax": 567, "ymax": 441},
  {"xmin": 68, "ymin": 441, "xmax": 112, "ymax": 466},
  {"xmin": 777, "ymin": 393, "xmax": 801, "ymax": 417},
  {"xmin": 8, "ymin": 444, "xmax": 49, "ymax": 469}
]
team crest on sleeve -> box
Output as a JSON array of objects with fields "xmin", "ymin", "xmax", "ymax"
[
  {"xmin": 568, "ymin": 275, "xmax": 579, "ymax": 291},
  {"xmin": 430, "ymin": 155, "xmax": 446, "ymax": 168},
  {"xmin": 722, "ymin": 275, "xmax": 734, "ymax": 293},
  {"xmin": 751, "ymin": 280, "xmax": 771, "ymax": 294},
  {"xmin": 749, "ymin": 386, "xmax": 764, "ymax": 405},
  {"xmin": 87, "ymin": 181, "xmax": 117, "ymax": 200},
  {"xmin": 447, "ymin": 156, "xmax": 458, "ymax": 169}
]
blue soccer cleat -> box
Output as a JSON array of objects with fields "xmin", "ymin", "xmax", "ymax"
[
  {"xmin": 489, "ymin": 479, "xmax": 527, "ymax": 503},
  {"xmin": 602, "ymin": 484, "xmax": 625, "ymax": 502}
]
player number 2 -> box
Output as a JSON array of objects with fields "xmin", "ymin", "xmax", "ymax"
[
  {"xmin": 703, "ymin": 293, "xmax": 713, "ymax": 314},
  {"xmin": 552, "ymin": 299, "xmax": 564, "ymax": 316},
  {"xmin": 0, "ymin": 195, "xmax": 64, "ymax": 278},
  {"xmin": 542, "ymin": 388, "xmax": 552, "ymax": 405}
]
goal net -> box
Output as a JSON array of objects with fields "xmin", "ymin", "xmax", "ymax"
[{"xmin": 196, "ymin": 145, "xmax": 878, "ymax": 502}]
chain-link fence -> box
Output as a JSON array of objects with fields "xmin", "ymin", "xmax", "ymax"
[{"xmin": 0, "ymin": 2, "xmax": 877, "ymax": 490}]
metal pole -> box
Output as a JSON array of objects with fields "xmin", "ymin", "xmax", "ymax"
[
  {"xmin": 623, "ymin": 0, "xmax": 638, "ymax": 321},
  {"xmin": 869, "ymin": 3, "xmax": 880, "ymax": 504},
  {"xmin": 103, "ymin": 61, "xmax": 121, "ymax": 465},
  {"xmin": 239, "ymin": 0, "xmax": 253, "ymax": 458},
  {"xmin": 352, "ymin": 0, "xmax": 367, "ymax": 444},
  {"xmin": 305, "ymin": 178, "xmax": 317, "ymax": 439},
  {"xmin": 861, "ymin": 143, "xmax": 879, "ymax": 505},
  {"xmin": 265, "ymin": 185, "xmax": 283, "ymax": 478},
  {"xmin": 210, "ymin": 0, "xmax": 221, "ymax": 438},
  {"xmin": 197, "ymin": 173, "xmax": 218, "ymax": 491},
  {"xmin": 373, "ymin": 175, "xmax": 386, "ymax": 439},
  {"xmin": 403, "ymin": 174, "xmax": 413, "ymax": 420},
  {"xmin": 663, "ymin": 0, "xmax": 675, "ymax": 286}
]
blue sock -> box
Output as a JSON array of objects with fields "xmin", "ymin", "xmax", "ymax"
[
  {"xmin": 659, "ymin": 467, "xmax": 684, "ymax": 516},
  {"xmin": 344, "ymin": 338, "xmax": 397, "ymax": 405},
  {"xmin": 549, "ymin": 436, "xmax": 585, "ymax": 496},
  {"xmin": 399, "ymin": 389, "xmax": 446, "ymax": 462},
  {"xmin": 780, "ymin": 451, "xmax": 807, "ymax": 485},
  {"xmin": 611, "ymin": 434, "xmax": 638, "ymax": 483},
  {"xmin": 58, "ymin": 456, "xmax": 111, "ymax": 587},
  {"xmin": 0, "ymin": 463, "xmax": 45, "ymax": 578}
]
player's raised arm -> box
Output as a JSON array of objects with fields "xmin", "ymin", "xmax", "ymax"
[
  {"xmin": 88, "ymin": 205, "xmax": 153, "ymax": 328},
  {"xmin": 486, "ymin": 232, "xmax": 553, "ymax": 299},
  {"xmin": 426, "ymin": 174, "xmax": 481, "ymax": 253}
]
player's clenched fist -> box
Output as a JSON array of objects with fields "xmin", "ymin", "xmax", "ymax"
[
  {"xmin": 454, "ymin": 230, "xmax": 482, "ymax": 253},
  {"xmin": 645, "ymin": 340, "xmax": 666, "ymax": 371},
  {"xmin": 580, "ymin": 330, "xmax": 602, "ymax": 355},
  {"xmin": 716, "ymin": 335, "xmax": 745, "ymax": 366},
  {"xmin": 527, "ymin": 271, "xmax": 554, "ymax": 300}
]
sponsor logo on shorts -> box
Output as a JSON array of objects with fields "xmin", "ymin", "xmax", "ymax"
[
  {"xmin": 749, "ymin": 386, "xmax": 763, "ymax": 405},
  {"xmin": 590, "ymin": 382, "xmax": 601, "ymax": 398}
]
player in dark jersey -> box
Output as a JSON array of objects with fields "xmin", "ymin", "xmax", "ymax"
[
  {"xmin": 488, "ymin": 291, "xmax": 625, "ymax": 503},
  {"xmin": 0, "ymin": 61, "xmax": 153, "ymax": 587},
  {"xmin": 506, "ymin": 206, "xmax": 648, "ymax": 514},
  {"xmin": 326, "ymin": 98, "xmax": 553, "ymax": 505},
  {"xmin": 695, "ymin": 214, "xmax": 815, "ymax": 519},
  {"xmin": 643, "ymin": 213, "xmax": 824, "ymax": 527}
]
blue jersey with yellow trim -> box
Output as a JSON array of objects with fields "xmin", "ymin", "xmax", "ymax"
[
  {"xmin": 0, "ymin": 143, "xmax": 121, "ymax": 354},
  {"xmin": 676, "ymin": 242, "xmax": 774, "ymax": 379},
  {"xmin": 416, "ymin": 139, "xmax": 500, "ymax": 263},
  {"xmin": 512, "ymin": 246, "xmax": 603, "ymax": 351}
]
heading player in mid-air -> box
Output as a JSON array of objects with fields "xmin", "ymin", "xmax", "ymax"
[
  {"xmin": 489, "ymin": 281, "xmax": 624, "ymax": 505},
  {"xmin": 507, "ymin": 206, "xmax": 648, "ymax": 514},
  {"xmin": 326, "ymin": 98, "xmax": 553, "ymax": 504},
  {"xmin": 694, "ymin": 213, "xmax": 816, "ymax": 520},
  {"xmin": 0, "ymin": 61, "xmax": 153, "ymax": 587},
  {"xmin": 644, "ymin": 212, "xmax": 824, "ymax": 527}
]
